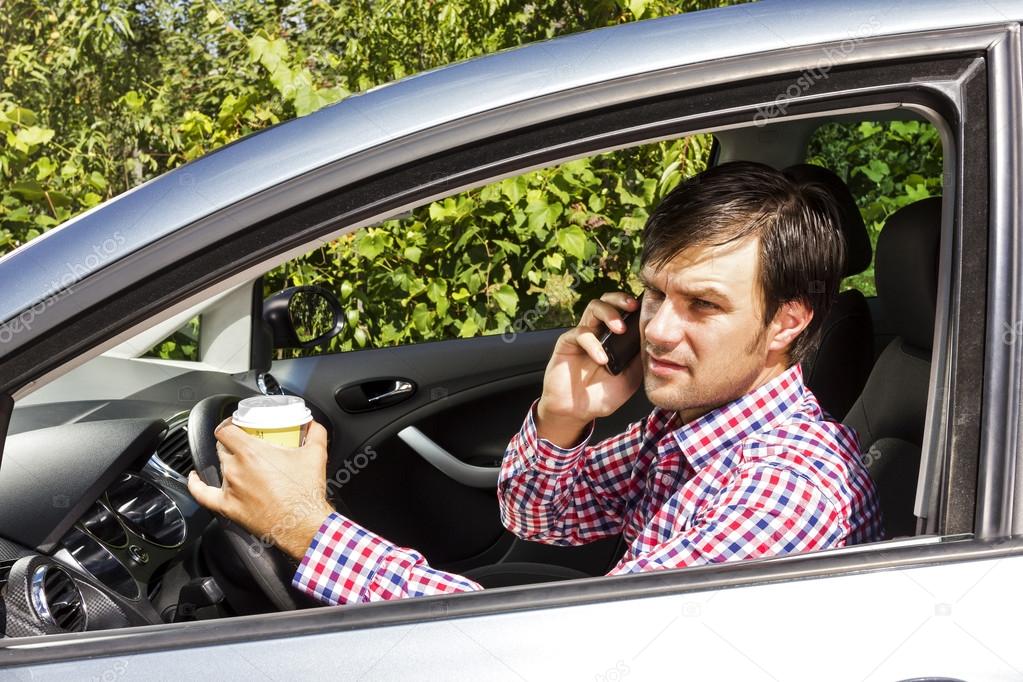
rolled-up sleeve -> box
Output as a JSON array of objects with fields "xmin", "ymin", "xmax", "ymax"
[
  {"xmin": 498, "ymin": 399, "xmax": 663, "ymax": 545},
  {"xmin": 293, "ymin": 512, "xmax": 483, "ymax": 606}
]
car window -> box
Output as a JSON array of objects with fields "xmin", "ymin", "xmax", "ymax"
[
  {"xmin": 263, "ymin": 134, "xmax": 715, "ymax": 358},
  {"xmin": 804, "ymin": 120, "xmax": 943, "ymax": 296},
  {"xmin": 141, "ymin": 315, "xmax": 201, "ymax": 361}
]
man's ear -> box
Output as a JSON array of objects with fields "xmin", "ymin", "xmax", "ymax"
[{"xmin": 767, "ymin": 299, "xmax": 813, "ymax": 355}]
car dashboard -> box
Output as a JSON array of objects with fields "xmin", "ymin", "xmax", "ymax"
[{"xmin": 0, "ymin": 406, "xmax": 216, "ymax": 638}]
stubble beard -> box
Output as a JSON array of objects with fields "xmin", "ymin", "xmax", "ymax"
[{"xmin": 642, "ymin": 323, "xmax": 770, "ymax": 419}]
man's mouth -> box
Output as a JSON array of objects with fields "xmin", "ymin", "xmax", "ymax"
[{"xmin": 647, "ymin": 353, "xmax": 687, "ymax": 376}]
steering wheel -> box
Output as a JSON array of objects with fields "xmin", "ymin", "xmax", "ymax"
[{"xmin": 188, "ymin": 394, "xmax": 313, "ymax": 611}]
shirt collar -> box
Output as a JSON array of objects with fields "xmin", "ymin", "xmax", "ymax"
[{"xmin": 669, "ymin": 363, "xmax": 808, "ymax": 472}]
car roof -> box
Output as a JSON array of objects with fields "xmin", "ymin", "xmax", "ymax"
[{"xmin": 0, "ymin": 0, "xmax": 1017, "ymax": 329}]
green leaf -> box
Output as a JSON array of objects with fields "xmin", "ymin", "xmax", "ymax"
[
  {"xmin": 430, "ymin": 199, "xmax": 457, "ymax": 222},
  {"xmin": 355, "ymin": 231, "xmax": 387, "ymax": 260},
  {"xmin": 615, "ymin": 178, "xmax": 644, "ymax": 207},
  {"xmin": 10, "ymin": 182, "xmax": 44, "ymax": 200},
  {"xmin": 641, "ymin": 178, "xmax": 657, "ymax": 205},
  {"xmin": 247, "ymin": 33, "xmax": 289, "ymax": 74},
  {"xmin": 426, "ymin": 279, "xmax": 447, "ymax": 303},
  {"xmin": 546, "ymin": 202, "xmax": 564, "ymax": 229},
  {"xmin": 628, "ymin": 0, "xmax": 648, "ymax": 18},
  {"xmin": 544, "ymin": 252, "xmax": 564, "ymax": 270},
  {"xmin": 492, "ymin": 284, "xmax": 519, "ymax": 315},
  {"xmin": 1, "ymin": 107, "xmax": 37, "ymax": 127},
  {"xmin": 458, "ymin": 317, "xmax": 479, "ymax": 338},
  {"xmin": 293, "ymin": 84, "xmax": 334, "ymax": 117},
  {"xmin": 411, "ymin": 302, "xmax": 432, "ymax": 332},
  {"xmin": 855, "ymin": 159, "xmax": 890, "ymax": 184},
  {"xmin": 453, "ymin": 225, "xmax": 480, "ymax": 251},
  {"xmin": 121, "ymin": 90, "xmax": 145, "ymax": 111},
  {"xmin": 34, "ymin": 157, "xmax": 56, "ymax": 181},
  {"xmin": 60, "ymin": 161, "xmax": 80, "ymax": 179},
  {"xmin": 556, "ymin": 225, "xmax": 588, "ymax": 261},
  {"xmin": 492, "ymin": 239, "xmax": 521, "ymax": 255},
  {"xmin": 501, "ymin": 176, "xmax": 527, "ymax": 203},
  {"xmin": 88, "ymin": 171, "xmax": 108, "ymax": 191},
  {"xmin": 527, "ymin": 206, "xmax": 548, "ymax": 238},
  {"xmin": 403, "ymin": 245, "xmax": 422, "ymax": 263},
  {"xmin": 14, "ymin": 126, "xmax": 54, "ymax": 149}
]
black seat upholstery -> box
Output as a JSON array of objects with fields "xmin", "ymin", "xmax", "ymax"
[
  {"xmin": 843, "ymin": 196, "xmax": 942, "ymax": 538},
  {"xmin": 784, "ymin": 163, "xmax": 874, "ymax": 419},
  {"xmin": 463, "ymin": 561, "xmax": 590, "ymax": 588}
]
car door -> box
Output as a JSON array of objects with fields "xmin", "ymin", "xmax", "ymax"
[{"xmin": 1, "ymin": 5, "xmax": 1020, "ymax": 679}]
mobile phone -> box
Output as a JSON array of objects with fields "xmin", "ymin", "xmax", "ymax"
[{"xmin": 597, "ymin": 293, "xmax": 643, "ymax": 375}]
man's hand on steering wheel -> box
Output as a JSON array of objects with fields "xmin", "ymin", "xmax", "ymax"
[{"xmin": 187, "ymin": 418, "xmax": 335, "ymax": 560}]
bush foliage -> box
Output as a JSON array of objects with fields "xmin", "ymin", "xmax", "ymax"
[
  {"xmin": 0, "ymin": 1, "xmax": 941, "ymax": 360},
  {"xmin": 264, "ymin": 136, "xmax": 713, "ymax": 356}
]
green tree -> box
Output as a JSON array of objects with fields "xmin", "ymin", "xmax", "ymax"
[{"xmin": 0, "ymin": 0, "xmax": 745, "ymax": 358}]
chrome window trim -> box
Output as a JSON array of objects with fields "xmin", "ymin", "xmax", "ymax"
[{"xmin": 978, "ymin": 26, "xmax": 1023, "ymax": 537}]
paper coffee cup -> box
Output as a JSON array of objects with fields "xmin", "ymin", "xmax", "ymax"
[{"xmin": 232, "ymin": 395, "xmax": 313, "ymax": 447}]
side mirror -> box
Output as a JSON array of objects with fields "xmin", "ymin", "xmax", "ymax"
[{"xmin": 262, "ymin": 286, "xmax": 345, "ymax": 350}]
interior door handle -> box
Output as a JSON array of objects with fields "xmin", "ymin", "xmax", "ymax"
[
  {"xmin": 397, "ymin": 426, "xmax": 500, "ymax": 488},
  {"xmin": 334, "ymin": 378, "xmax": 417, "ymax": 413},
  {"xmin": 367, "ymin": 380, "xmax": 414, "ymax": 403}
]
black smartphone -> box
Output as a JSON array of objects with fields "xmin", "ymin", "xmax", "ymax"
[{"xmin": 597, "ymin": 293, "xmax": 643, "ymax": 375}]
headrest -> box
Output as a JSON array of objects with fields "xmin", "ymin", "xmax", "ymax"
[
  {"xmin": 784, "ymin": 163, "xmax": 872, "ymax": 277},
  {"xmin": 875, "ymin": 197, "xmax": 942, "ymax": 352}
]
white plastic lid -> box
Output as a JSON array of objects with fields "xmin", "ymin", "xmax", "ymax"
[{"xmin": 232, "ymin": 395, "xmax": 312, "ymax": 429}]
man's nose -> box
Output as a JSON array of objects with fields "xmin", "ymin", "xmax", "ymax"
[{"xmin": 643, "ymin": 299, "xmax": 686, "ymax": 348}]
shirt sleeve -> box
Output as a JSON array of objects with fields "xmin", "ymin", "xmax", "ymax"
[
  {"xmin": 292, "ymin": 512, "xmax": 483, "ymax": 606},
  {"xmin": 607, "ymin": 463, "xmax": 844, "ymax": 575},
  {"xmin": 497, "ymin": 399, "xmax": 663, "ymax": 545}
]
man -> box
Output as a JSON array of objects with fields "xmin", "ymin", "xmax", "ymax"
[{"xmin": 188, "ymin": 161, "xmax": 883, "ymax": 606}]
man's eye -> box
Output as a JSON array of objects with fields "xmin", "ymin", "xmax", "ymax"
[{"xmin": 692, "ymin": 298, "xmax": 718, "ymax": 310}]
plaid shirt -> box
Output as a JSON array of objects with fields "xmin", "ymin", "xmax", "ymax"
[{"xmin": 293, "ymin": 364, "xmax": 883, "ymax": 605}]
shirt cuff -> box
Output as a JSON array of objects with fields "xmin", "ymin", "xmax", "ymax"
[
  {"xmin": 292, "ymin": 511, "xmax": 394, "ymax": 606},
  {"xmin": 523, "ymin": 398, "xmax": 595, "ymax": 474}
]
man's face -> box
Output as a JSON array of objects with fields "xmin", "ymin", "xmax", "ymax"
[{"xmin": 639, "ymin": 235, "xmax": 777, "ymax": 422}]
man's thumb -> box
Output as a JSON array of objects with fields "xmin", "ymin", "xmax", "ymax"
[{"xmin": 188, "ymin": 470, "xmax": 225, "ymax": 515}]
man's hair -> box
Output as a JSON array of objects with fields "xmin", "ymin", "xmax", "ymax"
[{"xmin": 640, "ymin": 160, "xmax": 846, "ymax": 366}]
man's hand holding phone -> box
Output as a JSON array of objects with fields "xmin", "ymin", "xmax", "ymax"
[{"xmin": 535, "ymin": 291, "xmax": 644, "ymax": 448}]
